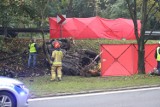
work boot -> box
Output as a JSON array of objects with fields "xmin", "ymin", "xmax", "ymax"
[
  {"xmin": 50, "ymin": 79, "xmax": 56, "ymax": 81},
  {"xmin": 57, "ymin": 77, "xmax": 62, "ymax": 81}
]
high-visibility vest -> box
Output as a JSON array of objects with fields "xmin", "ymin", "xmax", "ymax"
[
  {"xmin": 157, "ymin": 47, "xmax": 160, "ymax": 61},
  {"xmin": 52, "ymin": 50, "xmax": 63, "ymax": 66},
  {"xmin": 29, "ymin": 43, "xmax": 37, "ymax": 53}
]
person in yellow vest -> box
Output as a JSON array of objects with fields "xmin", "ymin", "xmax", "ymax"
[
  {"xmin": 28, "ymin": 38, "xmax": 38, "ymax": 68},
  {"xmin": 50, "ymin": 41, "xmax": 63, "ymax": 81},
  {"xmin": 154, "ymin": 41, "xmax": 160, "ymax": 74}
]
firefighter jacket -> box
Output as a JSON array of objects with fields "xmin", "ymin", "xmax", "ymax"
[{"xmin": 52, "ymin": 49, "xmax": 63, "ymax": 66}]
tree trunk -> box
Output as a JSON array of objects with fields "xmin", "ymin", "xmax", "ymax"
[
  {"xmin": 138, "ymin": 38, "xmax": 145, "ymax": 74},
  {"xmin": 137, "ymin": 0, "xmax": 147, "ymax": 74}
]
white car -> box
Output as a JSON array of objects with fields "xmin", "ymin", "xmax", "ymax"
[{"xmin": 0, "ymin": 76, "xmax": 29, "ymax": 107}]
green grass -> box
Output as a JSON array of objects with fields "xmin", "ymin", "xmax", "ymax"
[
  {"xmin": 19, "ymin": 74, "xmax": 160, "ymax": 98},
  {"xmin": 15, "ymin": 39, "xmax": 160, "ymax": 98},
  {"xmin": 73, "ymin": 39, "xmax": 157, "ymax": 53}
]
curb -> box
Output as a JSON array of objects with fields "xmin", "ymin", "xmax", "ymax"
[{"xmin": 30, "ymin": 85, "xmax": 160, "ymax": 99}]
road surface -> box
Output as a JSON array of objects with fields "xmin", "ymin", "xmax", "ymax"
[{"xmin": 29, "ymin": 87, "xmax": 160, "ymax": 107}]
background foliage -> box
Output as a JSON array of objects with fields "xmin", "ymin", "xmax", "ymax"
[{"xmin": 0, "ymin": 0, "xmax": 159, "ymax": 30}]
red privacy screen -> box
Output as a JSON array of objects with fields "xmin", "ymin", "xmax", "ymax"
[{"xmin": 101, "ymin": 44, "xmax": 157, "ymax": 76}]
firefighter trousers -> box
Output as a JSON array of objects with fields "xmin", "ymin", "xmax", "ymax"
[{"xmin": 51, "ymin": 65, "xmax": 62, "ymax": 80}]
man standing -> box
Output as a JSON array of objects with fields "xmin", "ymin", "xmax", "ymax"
[
  {"xmin": 28, "ymin": 38, "xmax": 38, "ymax": 69},
  {"xmin": 155, "ymin": 41, "xmax": 160, "ymax": 74},
  {"xmin": 50, "ymin": 41, "xmax": 63, "ymax": 81}
]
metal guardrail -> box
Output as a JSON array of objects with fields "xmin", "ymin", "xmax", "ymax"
[
  {"xmin": 0, "ymin": 27, "xmax": 49, "ymax": 37},
  {"xmin": 0, "ymin": 27, "xmax": 160, "ymax": 40},
  {"xmin": 145, "ymin": 31, "xmax": 160, "ymax": 40},
  {"xmin": 0, "ymin": 27, "xmax": 49, "ymax": 33}
]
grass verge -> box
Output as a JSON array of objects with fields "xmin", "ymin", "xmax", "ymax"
[{"xmin": 19, "ymin": 74, "xmax": 160, "ymax": 98}]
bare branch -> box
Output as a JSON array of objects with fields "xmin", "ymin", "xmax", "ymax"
[
  {"xmin": 126, "ymin": 0, "xmax": 139, "ymax": 40},
  {"xmin": 148, "ymin": 7, "xmax": 159, "ymax": 20},
  {"xmin": 148, "ymin": 1, "xmax": 157, "ymax": 13},
  {"xmin": 66, "ymin": 0, "xmax": 73, "ymax": 17},
  {"xmin": 42, "ymin": 0, "xmax": 50, "ymax": 17},
  {"xmin": 140, "ymin": 0, "xmax": 148, "ymax": 39},
  {"xmin": 146, "ymin": 0, "xmax": 157, "ymax": 20},
  {"xmin": 40, "ymin": 0, "xmax": 50, "ymax": 27},
  {"xmin": 125, "ymin": 0, "xmax": 134, "ymax": 19}
]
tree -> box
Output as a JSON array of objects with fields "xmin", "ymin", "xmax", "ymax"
[
  {"xmin": 70, "ymin": 0, "xmax": 96, "ymax": 17},
  {"xmin": 0, "ymin": 0, "xmax": 19, "ymax": 27},
  {"xmin": 126, "ymin": 0, "xmax": 160, "ymax": 74},
  {"xmin": 106, "ymin": 0, "xmax": 130, "ymax": 18}
]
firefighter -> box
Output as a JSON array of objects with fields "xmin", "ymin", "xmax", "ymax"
[
  {"xmin": 50, "ymin": 41, "xmax": 63, "ymax": 81},
  {"xmin": 28, "ymin": 38, "xmax": 38, "ymax": 68}
]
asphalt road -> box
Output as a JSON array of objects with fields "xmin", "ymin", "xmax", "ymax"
[{"xmin": 28, "ymin": 87, "xmax": 160, "ymax": 107}]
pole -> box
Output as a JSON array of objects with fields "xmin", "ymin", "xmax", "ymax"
[{"xmin": 60, "ymin": 24, "xmax": 62, "ymax": 38}]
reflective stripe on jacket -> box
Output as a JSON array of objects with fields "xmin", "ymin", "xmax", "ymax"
[
  {"xmin": 157, "ymin": 47, "xmax": 160, "ymax": 61},
  {"xmin": 52, "ymin": 50, "xmax": 63, "ymax": 66},
  {"xmin": 29, "ymin": 43, "xmax": 37, "ymax": 53}
]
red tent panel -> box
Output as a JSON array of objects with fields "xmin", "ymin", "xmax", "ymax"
[
  {"xmin": 49, "ymin": 17, "xmax": 141, "ymax": 40},
  {"xmin": 73, "ymin": 17, "xmax": 111, "ymax": 39},
  {"xmin": 101, "ymin": 44, "xmax": 157, "ymax": 77},
  {"xmin": 49, "ymin": 18, "xmax": 78, "ymax": 38},
  {"xmin": 118, "ymin": 45, "xmax": 138, "ymax": 75},
  {"xmin": 99, "ymin": 18, "xmax": 141, "ymax": 40},
  {"xmin": 106, "ymin": 62, "xmax": 131, "ymax": 76},
  {"xmin": 145, "ymin": 44, "xmax": 158, "ymax": 73},
  {"xmin": 101, "ymin": 44, "xmax": 138, "ymax": 76},
  {"xmin": 132, "ymin": 44, "xmax": 157, "ymax": 74},
  {"xmin": 101, "ymin": 47, "xmax": 115, "ymax": 76}
]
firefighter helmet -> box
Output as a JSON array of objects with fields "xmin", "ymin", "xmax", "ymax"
[{"xmin": 53, "ymin": 41, "xmax": 60, "ymax": 48}]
